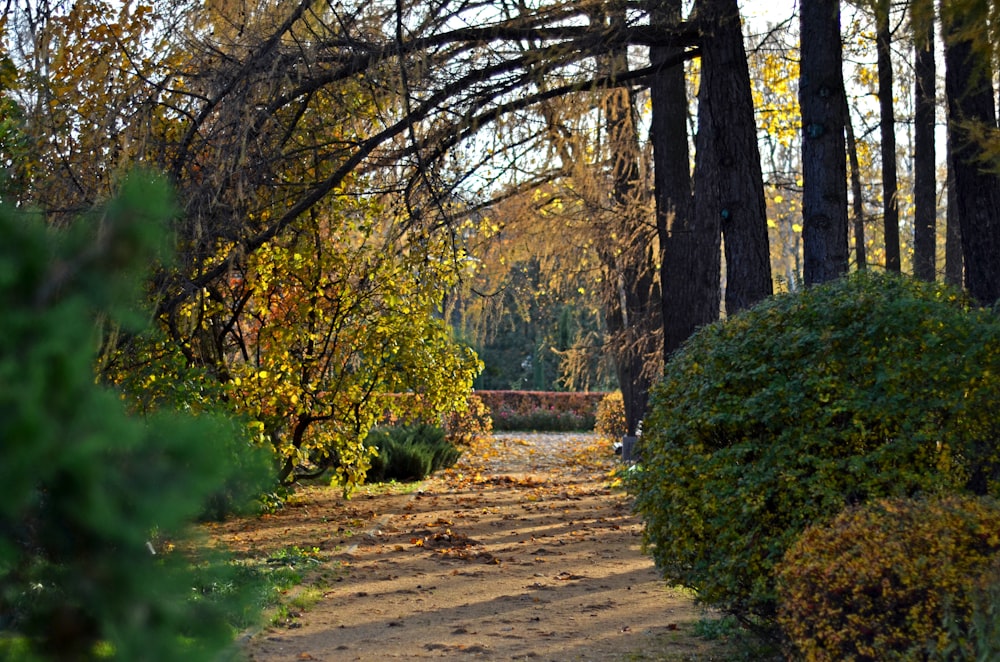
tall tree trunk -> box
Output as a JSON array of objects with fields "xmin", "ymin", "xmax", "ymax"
[
  {"xmin": 603, "ymin": 84, "xmax": 659, "ymax": 436},
  {"xmin": 845, "ymin": 97, "xmax": 868, "ymax": 270},
  {"xmin": 600, "ymin": 9, "xmax": 660, "ymax": 437},
  {"xmin": 942, "ymin": 0, "xmax": 1000, "ymax": 305},
  {"xmin": 945, "ymin": 135, "xmax": 964, "ymax": 286},
  {"xmin": 912, "ymin": 0, "xmax": 937, "ymax": 281},
  {"xmin": 799, "ymin": 0, "xmax": 849, "ymax": 285},
  {"xmin": 649, "ymin": 0, "xmax": 701, "ymax": 359},
  {"xmin": 876, "ymin": 0, "xmax": 901, "ymax": 272},
  {"xmin": 694, "ymin": 0, "xmax": 772, "ymax": 316}
]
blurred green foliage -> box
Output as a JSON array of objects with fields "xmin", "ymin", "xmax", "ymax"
[
  {"xmin": 630, "ymin": 272, "xmax": 1000, "ymax": 633},
  {"xmin": 0, "ymin": 174, "xmax": 268, "ymax": 660}
]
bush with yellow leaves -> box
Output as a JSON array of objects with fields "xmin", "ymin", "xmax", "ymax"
[
  {"xmin": 442, "ymin": 394, "xmax": 493, "ymax": 447},
  {"xmin": 594, "ymin": 391, "xmax": 627, "ymax": 443},
  {"xmin": 777, "ymin": 495, "xmax": 1000, "ymax": 661}
]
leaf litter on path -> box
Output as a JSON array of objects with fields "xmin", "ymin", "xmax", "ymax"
[{"xmin": 219, "ymin": 432, "xmax": 737, "ymax": 660}]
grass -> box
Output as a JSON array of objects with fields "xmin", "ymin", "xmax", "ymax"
[
  {"xmin": 213, "ymin": 544, "xmax": 346, "ymax": 633},
  {"xmin": 352, "ymin": 478, "xmax": 425, "ymax": 496}
]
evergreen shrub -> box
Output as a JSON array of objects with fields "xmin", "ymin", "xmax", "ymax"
[
  {"xmin": 364, "ymin": 424, "xmax": 462, "ymax": 482},
  {"xmin": 594, "ymin": 391, "xmax": 627, "ymax": 442},
  {"xmin": 777, "ymin": 495, "xmax": 1000, "ymax": 661},
  {"xmin": 0, "ymin": 175, "xmax": 267, "ymax": 661},
  {"xmin": 629, "ymin": 272, "xmax": 1000, "ymax": 632}
]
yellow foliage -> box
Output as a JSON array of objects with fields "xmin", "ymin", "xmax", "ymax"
[
  {"xmin": 220, "ymin": 200, "xmax": 481, "ymax": 487},
  {"xmin": 778, "ymin": 495, "xmax": 1000, "ymax": 661},
  {"xmin": 594, "ymin": 391, "xmax": 626, "ymax": 443}
]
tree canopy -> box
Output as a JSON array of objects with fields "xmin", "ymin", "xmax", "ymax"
[{"xmin": 2, "ymin": 0, "xmax": 999, "ymax": 476}]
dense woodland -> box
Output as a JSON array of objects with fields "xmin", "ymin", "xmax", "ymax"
[{"xmin": 1, "ymin": 0, "xmax": 999, "ymax": 478}]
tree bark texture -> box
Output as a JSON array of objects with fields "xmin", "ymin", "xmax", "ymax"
[
  {"xmin": 912, "ymin": 0, "xmax": 937, "ymax": 281},
  {"xmin": 845, "ymin": 97, "xmax": 868, "ymax": 270},
  {"xmin": 599, "ymin": 7, "xmax": 661, "ymax": 437},
  {"xmin": 799, "ymin": 0, "xmax": 849, "ymax": 285},
  {"xmin": 649, "ymin": 0, "xmax": 703, "ymax": 359},
  {"xmin": 945, "ymin": 135, "xmax": 964, "ymax": 287},
  {"xmin": 942, "ymin": 0, "xmax": 1000, "ymax": 305},
  {"xmin": 694, "ymin": 0, "xmax": 773, "ymax": 316},
  {"xmin": 876, "ymin": 1, "xmax": 901, "ymax": 272},
  {"xmin": 603, "ymin": 82, "xmax": 659, "ymax": 436}
]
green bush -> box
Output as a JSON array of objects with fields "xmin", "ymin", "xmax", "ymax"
[
  {"xmin": 594, "ymin": 391, "xmax": 627, "ymax": 442},
  {"xmin": 777, "ymin": 495, "xmax": 1000, "ymax": 661},
  {"xmin": 629, "ymin": 272, "xmax": 1000, "ymax": 632},
  {"xmin": 364, "ymin": 424, "xmax": 462, "ymax": 483},
  {"xmin": 0, "ymin": 174, "xmax": 267, "ymax": 661}
]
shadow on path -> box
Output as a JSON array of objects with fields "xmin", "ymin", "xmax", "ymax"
[{"xmin": 239, "ymin": 433, "xmax": 727, "ymax": 661}]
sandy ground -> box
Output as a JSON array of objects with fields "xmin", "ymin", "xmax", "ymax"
[{"xmin": 211, "ymin": 433, "xmax": 733, "ymax": 661}]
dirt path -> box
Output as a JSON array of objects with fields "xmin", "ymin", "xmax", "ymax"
[{"xmin": 219, "ymin": 433, "xmax": 729, "ymax": 661}]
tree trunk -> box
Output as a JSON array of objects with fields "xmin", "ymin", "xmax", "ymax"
[
  {"xmin": 649, "ymin": 0, "xmax": 702, "ymax": 359},
  {"xmin": 694, "ymin": 0, "xmax": 772, "ymax": 316},
  {"xmin": 945, "ymin": 134, "xmax": 964, "ymax": 287},
  {"xmin": 876, "ymin": 0, "xmax": 901, "ymax": 272},
  {"xmin": 799, "ymin": 0, "xmax": 849, "ymax": 285},
  {"xmin": 603, "ymin": 84, "xmax": 659, "ymax": 436},
  {"xmin": 600, "ymin": 9, "xmax": 660, "ymax": 437},
  {"xmin": 942, "ymin": 0, "xmax": 1000, "ymax": 305},
  {"xmin": 845, "ymin": 95, "xmax": 868, "ymax": 270},
  {"xmin": 912, "ymin": 0, "xmax": 937, "ymax": 281}
]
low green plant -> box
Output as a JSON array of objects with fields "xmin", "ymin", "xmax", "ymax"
[
  {"xmin": 777, "ymin": 495, "xmax": 1000, "ymax": 661},
  {"xmin": 629, "ymin": 272, "xmax": 1000, "ymax": 634},
  {"xmin": 694, "ymin": 615, "xmax": 743, "ymax": 641},
  {"xmin": 364, "ymin": 424, "xmax": 462, "ymax": 483},
  {"xmin": 947, "ymin": 563, "xmax": 1000, "ymax": 659},
  {"xmin": 594, "ymin": 391, "xmax": 627, "ymax": 442},
  {"xmin": 267, "ymin": 545, "xmax": 324, "ymax": 568}
]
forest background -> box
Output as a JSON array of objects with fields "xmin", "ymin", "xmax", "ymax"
[{"xmin": 1, "ymin": 0, "xmax": 998, "ymax": 487}]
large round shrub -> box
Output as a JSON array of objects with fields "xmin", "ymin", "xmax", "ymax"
[
  {"xmin": 777, "ymin": 495, "xmax": 1000, "ymax": 661},
  {"xmin": 630, "ymin": 272, "xmax": 1000, "ymax": 630}
]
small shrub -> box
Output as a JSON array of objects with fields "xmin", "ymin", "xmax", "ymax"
[
  {"xmin": 594, "ymin": 391, "xmax": 627, "ymax": 442},
  {"xmin": 777, "ymin": 495, "xmax": 1000, "ymax": 661},
  {"xmin": 442, "ymin": 394, "xmax": 493, "ymax": 447},
  {"xmin": 629, "ymin": 272, "xmax": 1000, "ymax": 633},
  {"xmin": 694, "ymin": 614, "xmax": 743, "ymax": 641},
  {"xmin": 364, "ymin": 424, "xmax": 461, "ymax": 483}
]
